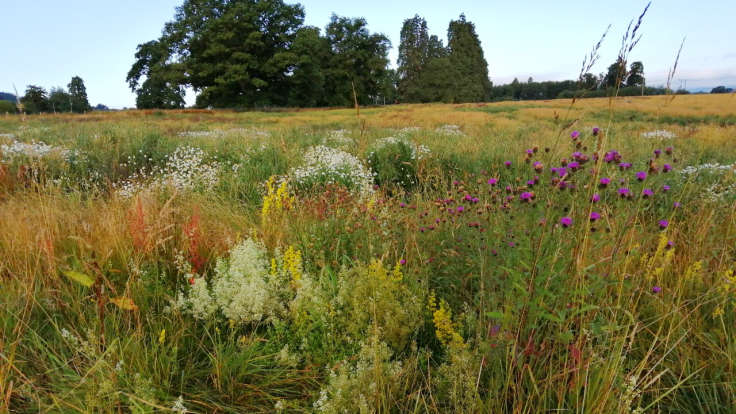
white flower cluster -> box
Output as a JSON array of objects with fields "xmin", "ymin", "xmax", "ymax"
[
  {"xmin": 680, "ymin": 162, "xmax": 735, "ymax": 176},
  {"xmin": 291, "ymin": 145, "xmax": 374, "ymax": 196},
  {"xmin": 435, "ymin": 124, "xmax": 466, "ymax": 136},
  {"xmin": 641, "ymin": 130, "xmax": 676, "ymax": 139},
  {"xmin": 171, "ymin": 396, "xmax": 188, "ymax": 413},
  {"xmin": 0, "ymin": 139, "xmax": 71, "ymax": 161},
  {"xmin": 396, "ymin": 126, "xmax": 421, "ymax": 135},
  {"xmin": 175, "ymin": 238, "xmax": 286, "ymax": 325},
  {"xmin": 322, "ymin": 129, "xmax": 354, "ymax": 147},
  {"xmin": 370, "ymin": 136, "xmax": 430, "ymax": 160},
  {"xmin": 115, "ymin": 146, "xmax": 220, "ymax": 198},
  {"xmin": 0, "ymin": 133, "xmax": 15, "ymax": 139},
  {"xmin": 177, "ymin": 128, "xmax": 270, "ymax": 139}
]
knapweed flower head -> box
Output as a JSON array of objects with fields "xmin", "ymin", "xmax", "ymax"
[
  {"xmin": 665, "ymin": 146, "xmax": 673, "ymax": 155},
  {"xmin": 488, "ymin": 177, "xmax": 498, "ymax": 185},
  {"xmin": 604, "ymin": 150, "xmax": 621, "ymax": 163},
  {"xmin": 635, "ymin": 171, "xmax": 647, "ymax": 181},
  {"xmin": 591, "ymin": 193, "xmax": 600, "ymax": 202},
  {"xmin": 618, "ymin": 187, "xmax": 631, "ymax": 198},
  {"xmin": 568, "ymin": 161, "xmax": 580, "ymax": 171},
  {"xmin": 533, "ymin": 161, "xmax": 543, "ymax": 171},
  {"xmin": 526, "ymin": 179, "xmax": 535, "ymax": 186},
  {"xmin": 619, "ymin": 162, "xmax": 632, "ymax": 170},
  {"xmin": 663, "ymin": 164, "xmax": 672, "ymax": 172},
  {"xmin": 654, "ymin": 149, "xmax": 662, "ymax": 157},
  {"xmin": 519, "ymin": 192, "xmax": 534, "ymax": 202},
  {"xmin": 663, "ymin": 184, "xmax": 671, "ymax": 192},
  {"xmin": 599, "ymin": 177, "xmax": 611, "ymax": 187},
  {"xmin": 504, "ymin": 161, "xmax": 512, "ymax": 168},
  {"xmin": 642, "ymin": 188, "xmax": 654, "ymax": 198},
  {"xmin": 673, "ymin": 201, "xmax": 681, "ymax": 208},
  {"xmin": 652, "ymin": 286, "xmax": 662, "ymax": 293},
  {"xmin": 571, "ymin": 130, "xmax": 580, "ymax": 139},
  {"xmin": 560, "ymin": 217, "xmax": 573, "ymax": 228},
  {"xmin": 658, "ymin": 219, "xmax": 669, "ymax": 230},
  {"xmin": 590, "ymin": 211, "xmax": 601, "ymax": 222},
  {"xmin": 592, "ymin": 127, "xmax": 600, "ymax": 136},
  {"xmin": 457, "ymin": 205, "xmax": 465, "ymax": 213}
]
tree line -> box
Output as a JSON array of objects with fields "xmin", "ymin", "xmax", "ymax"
[{"xmin": 1, "ymin": 77, "xmax": 93, "ymax": 114}]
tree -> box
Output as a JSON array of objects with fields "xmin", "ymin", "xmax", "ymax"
[
  {"xmin": 67, "ymin": 76, "xmax": 91, "ymax": 112},
  {"xmin": 397, "ymin": 15, "xmax": 430, "ymax": 102},
  {"xmin": 323, "ymin": 14, "xmax": 391, "ymax": 106},
  {"xmin": 287, "ymin": 26, "xmax": 330, "ymax": 107},
  {"xmin": 0, "ymin": 100, "xmax": 15, "ymax": 114},
  {"xmin": 603, "ymin": 57, "xmax": 627, "ymax": 88},
  {"xmin": 446, "ymin": 14, "xmax": 492, "ymax": 103},
  {"xmin": 127, "ymin": 40, "xmax": 186, "ymax": 109},
  {"xmin": 711, "ymin": 86, "xmax": 734, "ymax": 94},
  {"xmin": 48, "ymin": 87, "xmax": 73, "ymax": 113},
  {"xmin": 20, "ymin": 85, "xmax": 49, "ymax": 114},
  {"xmin": 626, "ymin": 61, "xmax": 645, "ymax": 87},
  {"xmin": 581, "ymin": 73, "xmax": 598, "ymax": 90}
]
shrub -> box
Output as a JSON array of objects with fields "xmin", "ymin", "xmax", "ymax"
[{"xmin": 366, "ymin": 137, "xmax": 428, "ymax": 191}]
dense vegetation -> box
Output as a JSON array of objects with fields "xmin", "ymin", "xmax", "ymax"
[{"xmin": 1, "ymin": 94, "xmax": 735, "ymax": 412}]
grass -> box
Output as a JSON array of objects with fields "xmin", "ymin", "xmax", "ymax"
[{"xmin": 0, "ymin": 93, "xmax": 735, "ymax": 413}]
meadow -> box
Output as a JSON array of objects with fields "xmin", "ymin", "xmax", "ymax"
[{"xmin": 1, "ymin": 93, "xmax": 735, "ymax": 413}]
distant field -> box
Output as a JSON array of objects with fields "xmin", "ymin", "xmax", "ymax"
[{"xmin": 1, "ymin": 93, "xmax": 735, "ymax": 413}]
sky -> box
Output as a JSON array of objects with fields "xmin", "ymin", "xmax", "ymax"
[{"xmin": 1, "ymin": 0, "xmax": 735, "ymax": 109}]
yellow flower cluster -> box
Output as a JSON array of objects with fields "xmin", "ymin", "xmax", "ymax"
[
  {"xmin": 261, "ymin": 176, "xmax": 294, "ymax": 221},
  {"xmin": 431, "ymin": 297, "xmax": 465, "ymax": 349},
  {"xmin": 368, "ymin": 259, "xmax": 403, "ymax": 283},
  {"xmin": 642, "ymin": 234, "xmax": 674, "ymax": 281},
  {"xmin": 283, "ymin": 246, "xmax": 303, "ymax": 283}
]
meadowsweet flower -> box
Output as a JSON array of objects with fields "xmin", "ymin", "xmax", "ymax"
[
  {"xmin": 560, "ymin": 217, "xmax": 572, "ymax": 228},
  {"xmin": 652, "ymin": 286, "xmax": 662, "ymax": 293},
  {"xmin": 590, "ymin": 211, "xmax": 601, "ymax": 222},
  {"xmin": 658, "ymin": 219, "xmax": 669, "ymax": 230},
  {"xmin": 635, "ymin": 171, "xmax": 647, "ymax": 181}
]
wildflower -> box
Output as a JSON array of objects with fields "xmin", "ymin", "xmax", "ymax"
[
  {"xmin": 666, "ymin": 240, "xmax": 674, "ymax": 249},
  {"xmin": 599, "ymin": 177, "xmax": 611, "ymax": 187},
  {"xmin": 571, "ymin": 130, "xmax": 580, "ymax": 139},
  {"xmin": 642, "ymin": 188, "xmax": 654, "ymax": 198},
  {"xmin": 526, "ymin": 148, "xmax": 534, "ymax": 155},
  {"xmin": 488, "ymin": 178, "xmax": 498, "ymax": 185},
  {"xmin": 526, "ymin": 179, "xmax": 535, "ymax": 187},
  {"xmin": 568, "ymin": 161, "xmax": 580, "ymax": 171},
  {"xmin": 673, "ymin": 201, "xmax": 681, "ymax": 208},
  {"xmin": 635, "ymin": 171, "xmax": 647, "ymax": 181},
  {"xmin": 654, "ymin": 149, "xmax": 661, "ymax": 157},
  {"xmin": 592, "ymin": 127, "xmax": 600, "ymax": 135},
  {"xmin": 591, "ymin": 193, "xmax": 600, "ymax": 202},
  {"xmin": 604, "ymin": 151, "xmax": 621, "ymax": 163},
  {"xmin": 665, "ymin": 146, "xmax": 673, "ymax": 155},
  {"xmin": 400, "ymin": 258, "xmax": 406, "ymax": 265},
  {"xmin": 560, "ymin": 217, "xmax": 573, "ymax": 228},
  {"xmin": 533, "ymin": 161, "xmax": 543, "ymax": 171},
  {"xmin": 400, "ymin": 202, "xmax": 406, "ymax": 208},
  {"xmin": 519, "ymin": 192, "xmax": 534, "ymax": 202},
  {"xmin": 590, "ymin": 212, "xmax": 601, "ymax": 222},
  {"xmin": 652, "ymin": 286, "xmax": 662, "ymax": 294},
  {"xmin": 457, "ymin": 205, "xmax": 465, "ymax": 213},
  {"xmin": 619, "ymin": 162, "xmax": 632, "ymax": 170},
  {"xmin": 663, "ymin": 184, "xmax": 671, "ymax": 192},
  {"xmin": 504, "ymin": 161, "xmax": 512, "ymax": 168},
  {"xmin": 658, "ymin": 219, "xmax": 669, "ymax": 230},
  {"xmin": 618, "ymin": 187, "xmax": 631, "ymax": 198},
  {"xmin": 663, "ymin": 164, "xmax": 672, "ymax": 172}
]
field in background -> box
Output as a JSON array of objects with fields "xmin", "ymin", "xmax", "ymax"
[{"xmin": 1, "ymin": 94, "xmax": 735, "ymax": 413}]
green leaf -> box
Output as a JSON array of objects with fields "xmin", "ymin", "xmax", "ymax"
[{"xmin": 62, "ymin": 270, "xmax": 94, "ymax": 288}]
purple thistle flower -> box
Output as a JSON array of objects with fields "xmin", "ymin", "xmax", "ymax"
[
  {"xmin": 504, "ymin": 161, "xmax": 512, "ymax": 168},
  {"xmin": 590, "ymin": 211, "xmax": 601, "ymax": 222},
  {"xmin": 488, "ymin": 178, "xmax": 498, "ymax": 185},
  {"xmin": 618, "ymin": 187, "xmax": 631, "ymax": 197},
  {"xmin": 663, "ymin": 164, "xmax": 672, "ymax": 172},
  {"xmin": 400, "ymin": 202, "xmax": 406, "ymax": 208},
  {"xmin": 592, "ymin": 127, "xmax": 600, "ymax": 136},
  {"xmin": 642, "ymin": 188, "xmax": 654, "ymax": 198},
  {"xmin": 591, "ymin": 193, "xmax": 601, "ymax": 202},
  {"xmin": 571, "ymin": 130, "xmax": 580, "ymax": 139},
  {"xmin": 457, "ymin": 205, "xmax": 465, "ymax": 213},
  {"xmin": 665, "ymin": 147, "xmax": 673, "ymax": 155},
  {"xmin": 519, "ymin": 192, "xmax": 533, "ymax": 202},
  {"xmin": 619, "ymin": 162, "xmax": 632, "ymax": 170},
  {"xmin": 400, "ymin": 258, "xmax": 406, "ymax": 265},
  {"xmin": 666, "ymin": 240, "xmax": 674, "ymax": 249},
  {"xmin": 526, "ymin": 179, "xmax": 535, "ymax": 186},
  {"xmin": 652, "ymin": 286, "xmax": 662, "ymax": 294},
  {"xmin": 560, "ymin": 216, "xmax": 573, "ymax": 228},
  {"xmin": 526, "ymin": 148, "xmax": 534, "ymax": 155},
  {"xmin": 663, "ymin": 184, "xmax": 671, "ymax": 192},
  {"xmin": 674, "ymin": 201, "xmax": 681, "ymax": 208},
  {"xmin": 568, "ymin": 161, "xmax": 580, "ymax": 170},
  {"xmin": 654, "ymin": 149, "xmax": 662, "ymax": 157},
  {"xmin": 636, "ymin": 171, "xmax": 647, "ymax": 181},
  {"xmin": 658, "ymin": 219, "xmax": 669, "ymax": 230},
  {"xmin": 599, "ymin": 177, "xmax": 611, "ymax": 187}
]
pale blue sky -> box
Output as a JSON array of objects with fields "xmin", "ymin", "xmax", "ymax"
[{"xmin": 1, "ymin": 1, "xmax": 734, "ymax": 108}]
